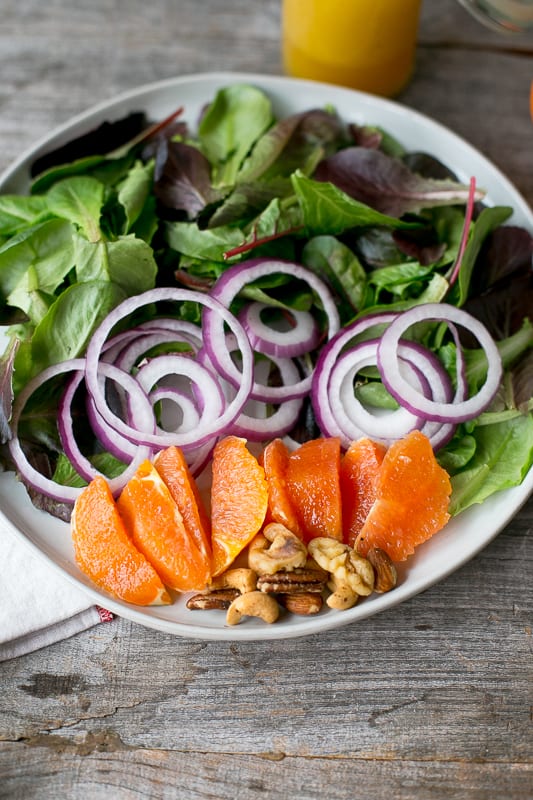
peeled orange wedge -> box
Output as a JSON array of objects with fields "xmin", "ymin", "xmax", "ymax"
[
  {"xmin": 72, "ymin": 475, "xmax": 170, "ymax": 606},
  {"xmin": 285, "ymin": 437, "xmax": 343, "ymax": 542},
  {"xmin": 117, "ymin": 459, "xmax": 211, "ymax": 592},
  {"xmin": 210, "ymin": 436, "xmax": 268, "ymax": 576},
  {"xmin": 340, "ymin": 438, "xmax": 387, "ymax": 547},
  {"xmin": 355, "ymin": 431, "xmax": 452, "ymax": 561},
  {"xmin": 261, "ymin": 437, "xmax": 304, "ymax": 539},
  {"xmin": 154, "ymin": 445, "xmax": 212, "ymax": 567}
]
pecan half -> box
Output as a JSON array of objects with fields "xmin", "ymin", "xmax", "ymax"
[
  {"xmin": 186, "ymin": 588, "xmax": 240, "ymax": 610},
  {"xmin": 257, "ymin": 567, "xmax": 327, "ymax": 595}
]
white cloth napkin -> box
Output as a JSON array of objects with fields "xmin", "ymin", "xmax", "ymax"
[{"xmin": 0, "ymin": 520, "xmax": 113, "ymax": 661}]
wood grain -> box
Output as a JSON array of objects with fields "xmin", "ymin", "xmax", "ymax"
[{"xmin": 0, "ymin": 0, "xmax": 532, "ymax": 797}]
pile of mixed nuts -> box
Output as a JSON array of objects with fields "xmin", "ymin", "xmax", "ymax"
[{"xmin": 186, "ymin": 523, "xmax": 397, "ymax": 625}]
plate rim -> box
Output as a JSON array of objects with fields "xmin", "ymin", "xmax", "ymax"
[{"xmin": 1, "ymin": 70, "xmax": 532, "ymax": 641}]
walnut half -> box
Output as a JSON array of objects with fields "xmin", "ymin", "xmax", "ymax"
[{"xmin": 248, "ymin": 524, "xmax": 307, "ymax": 575}]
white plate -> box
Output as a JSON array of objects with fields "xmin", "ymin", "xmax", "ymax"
[{"xmin": 1, "ymin": 72, "xmax": 532, "ymax": 641}]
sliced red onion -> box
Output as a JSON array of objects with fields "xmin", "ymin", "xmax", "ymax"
[
  {"xmin": 101, "ymin": 319, "xmax": 203, "ymax": 364},
  {"xmin": 216, "ymin": 332, "xmax": 309, "ymax": 403},
  {"xmin": 135, "ymin": 353, "xmax": 226, "ymax": 449},
  {"xmin": 238, "ymin": 301, "xmax": 321, "ymax": 358},
  {"xmin": 86, "ymin": 395, "xmax": 140, "ymax": 462},
  {"xmin": 58, "ymin": 363, "xmax": 153, "ymax": 490},
  {"xmin": 204, "ymin": 258, "xmax": 340, "ymax": 398},
  {"xmin": 327, "ymin": 340, "xmax": 425, "ymax": 446},
  {"xmin": 311, "ymin": 311, "xmax": 397, "ymax": 439},
  {"xmin": 327, "ymin": 338, "xmax": 458, "ymax": 449},
  {"xmin": 149, "ymin": 386, "xmax": 201, "ymax": 434},
  {"xmin": 114, "ymin": 330, "xmax": 201, "ymax": 374},
  {"xmin": 84, "ymin": 287, "xmax": 253, "ymax": 449},
  {"xmin": 378, "ymin": 303, "xmax": 502, "ymax": 422},
  {"xmin": 8, "ymin": 359, "xmax": 88, "ymax": 502}
]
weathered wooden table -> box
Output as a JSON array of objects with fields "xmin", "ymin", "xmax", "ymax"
[{"xmin": 0, "ymin": 1, "xmax": 532, "ymax": 797}]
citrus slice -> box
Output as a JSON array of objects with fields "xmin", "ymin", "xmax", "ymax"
[
  {"xmin": 210, "ymin": 436, "xmax": 268, "ymax": 576},
  {"xmin": 260, "ymin": 438, "xmax": 304, "ymax": 539},
  {"xmin": 355, "ymin": 430, "xmax": 452, "ymax": 561},
  {"xmin": 153, "ymin": 445, "xmax": 212, "ymax": 566},
  {"xmin": 340, "ymin": 438, "xmax": 387, "ymax": 547},
  {"xmin": 285, "ymin": 436, "xmax": 343, "ymax": 542},
  {"xmin": 117, "ymin": 459, "xmax": 211, "ymax": 592},
  {"xmin": 71, "ymin": 475, "xmax": 170, "ymax": 606}
]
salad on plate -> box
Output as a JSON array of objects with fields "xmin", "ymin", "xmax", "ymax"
[{"xmin": 0, "ymin": 78, "xmax": 531, "ymax": 633}]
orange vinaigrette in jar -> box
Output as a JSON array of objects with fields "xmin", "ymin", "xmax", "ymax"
[{"xmin": 282, "ymin": 0, "xmax": 422, "ymax": 97}]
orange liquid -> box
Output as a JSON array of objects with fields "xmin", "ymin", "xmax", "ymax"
[{"xmin": 282, "ymin": 0, "xmax": 422, "ymax": 97}]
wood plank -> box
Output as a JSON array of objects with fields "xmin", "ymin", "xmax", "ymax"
[{"xmin": 0, "ymin": 744, "xmax": 531, "ymax": 800}]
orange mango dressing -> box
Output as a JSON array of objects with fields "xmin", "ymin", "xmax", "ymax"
[{"xmin": 282, "ymin": 0, "xmax": 422, "ymax": 97}]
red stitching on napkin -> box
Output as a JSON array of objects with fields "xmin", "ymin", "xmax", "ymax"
[{"xmin": 96, "ymin": 606, "xmax": 114, "ymax": 623}]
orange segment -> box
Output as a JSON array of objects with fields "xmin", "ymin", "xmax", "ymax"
[
  {"xmin": 71, "ymin": 476, "xmax": 170, "ymax": 606},
  {"xmin": 117, "ymin": 460, "xmax": 211, "ymax": 592},
  {"xmin": 355, "ymin": 430, "xmax": 452, "ymax": 561},
  {"xmin": 154, "ymin": 445, "xmax": 212, "ymax": 566},
  {"xmin": 340, "ymin": 438, "xmax": 387, "ymax": 547},
  {"xmin": 260, "ymin": 438, "xmax": 304, "ymax": 539},
  {"xmin": 285, "ymin": 437, "xmax": 343, "ymax": 542},
  {"xmin": 210, "ymin": 435, "xmax": 268, "ymax": 576}
]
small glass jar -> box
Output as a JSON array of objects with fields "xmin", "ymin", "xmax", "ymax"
[{"xmin": 281, "ymin": 0, "xmax": 422, "ymax": 98}]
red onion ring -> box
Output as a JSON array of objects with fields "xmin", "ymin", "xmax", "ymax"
[
  {"xmin": 311, "ymin": 311, "xmax": 397, "ymax": 439},
  {"xmin": 238, "ymin": 301, "xmax": 321, "ymax": 358},
  {"xmin": 204, "ymin": 258, "xmax": 340, "ymax": 398},
  {"xmin": 84, "ymin": 287, "xmax": 254, "ymax": 450},
  {"xmin": 377, "ymin": 303, "xmax": 502, "ymax": 423},
  {"xmin": 58, "ymin": 363, "xmax": 154, "ymax": 488},
  {"xmin": 327, "ymin": 338, "xmax": 457, "ymax": 448},
  {"xmin": 149, "ymin": 386, "xmax": 201, "ymax": 434},
  {"xmin": 135, "ymin": 353, "xmax": 226, "ymax": 449}
]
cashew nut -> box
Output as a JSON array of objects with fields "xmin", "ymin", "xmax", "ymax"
[
  {"xmin": 326, "ymin": 575, "xmax": 359, "ymax": 610},
  {"xmin": 209, "ymin": 567, "xmax": 258, "ymax": 594},
  {"xmin": 226, "ymin": 591, "xmax": 280, "ymax": 625},
  {"xmin": 247, "ymin": 524, "xmax": 307, "ymax": 575}
]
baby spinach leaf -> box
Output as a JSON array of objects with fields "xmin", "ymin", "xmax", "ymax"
[
  {"xmin": 198, "ymin": 84, "xmax": 273, "ymax": 188},
  {"xmin": 46, "ymin": 176, "xmax": 105, "ymax": 243},
  {"xmin": 447, "ymin": 205, "xmax": 513, "ymax": 307},
  {"xmin": 302, "ymin": 235, "xmax": 366, "ymax": 318},
  {"xmin": 29, "ymin": 280, "xmax": 126, "ymax": 375},
  {"xmin": 236, "ymin": 108, "xmax": 346, "ymax": 184},
  {"xmin": 437, "ymin": 434, "xmax": 477, "ymax": 473},
  {"xmin": 165, "ymin": 220, "xmax": 244, "ymax": 262},
  {"xmin": 0, "ymin": 338, "xmax": 18, "ymax": 443},
  {"xmin": 367, "ymin": 262, "xmax": 435, "ymax": 295},
  {"xmin": 7, "ymin": 278, "xmax": 55, "ymax": 325},
  {"xmin": 73, "ymin": 233, "xmax": 157, "ymax": 295},
  {"xmin": 0, "ymin": 195, "xmax": 49, "ymax": 237},
  {"xmin": 0, "ymin": 219, "xmax": 74, "ymax": 303},
  {"xmin": 31, "ymin": 153, "xmax": 136, "ymax": 195},
  {"xmin": 117, "ymin": 159, "xmax": 155, "ymax": 233}
]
